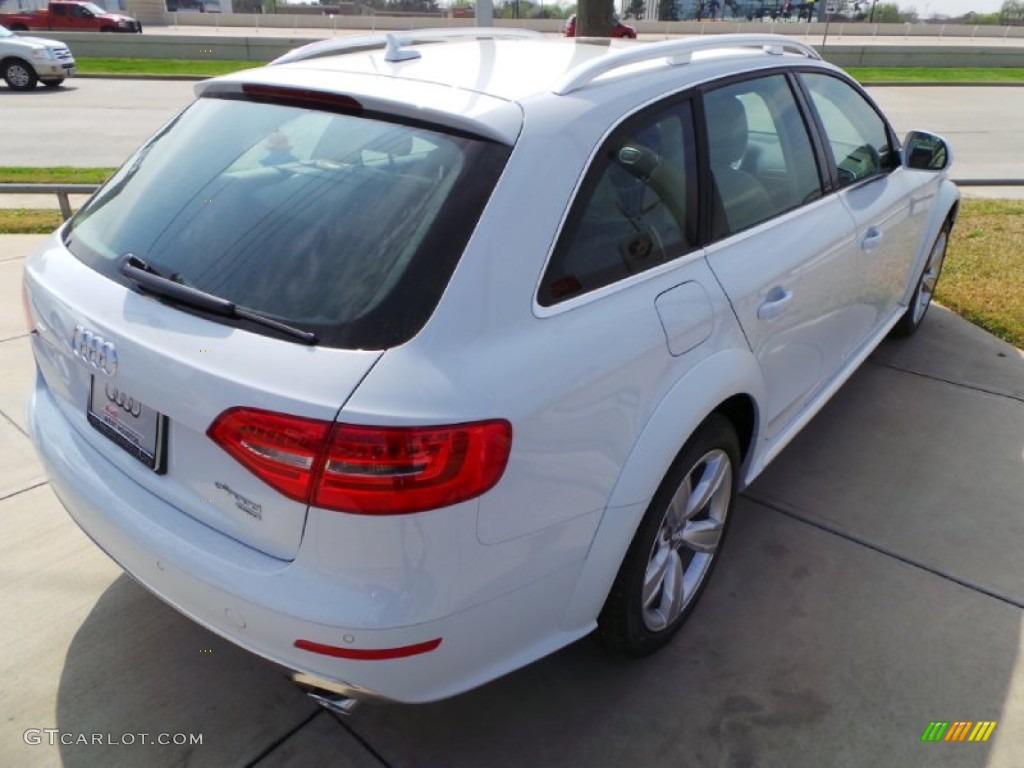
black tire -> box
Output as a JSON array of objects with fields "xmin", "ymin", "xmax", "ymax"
[
  {"xmin": 10, "ymin": 23, "xmax": 29, "ymax": 31},
  {"xmin": 891, "ymin": 222, "xmax": 951, "ymax": 338},
  {"xmin": 598, "ymin": 413, "xmax": 740, "ymax": 657},
  {"xmin": 41, "ymin": 78, "xmax": 64, "ymax": 88},
  {"xmin": 2, "ymin": 58, "xmax": 38, "ymax": 91},
  {"xmin": 100, "ymin": 26, "xmax": 114, "ymax": 32}
]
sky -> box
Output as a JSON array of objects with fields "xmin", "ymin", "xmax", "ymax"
[{"xmin": 904, "ymin": 0, "xmax": 1005, "ymax": 16}]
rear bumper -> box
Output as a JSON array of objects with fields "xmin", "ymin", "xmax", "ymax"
[{"xmin": 28, "ymin": 370, "xmax": 593, "ymax": 703}]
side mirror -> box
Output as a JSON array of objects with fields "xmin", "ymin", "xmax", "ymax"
[{"xmin": 903, "ymin": 131, "xmax": 952, "ymax": 172}]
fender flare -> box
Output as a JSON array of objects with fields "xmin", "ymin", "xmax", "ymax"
[
  {"xmin": 901, "ymin": 176, "xmax": 960, "ymax": 307},
  {"xmin": 607, "ymin": 346, "xmax": 766, "ymax": 509},
  {"xmin": 560, "ymin": 347, "xmax": 766, "ymax": 631}
]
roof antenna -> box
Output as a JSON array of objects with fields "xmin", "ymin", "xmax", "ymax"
[{"xmin": 384, "ymin": 34, "xmax": 421, "ymax": 63}]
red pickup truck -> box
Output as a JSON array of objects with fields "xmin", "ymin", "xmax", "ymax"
[{"xmin": 0, "ymin": 1, "xmax": 142, "ymax": 33}]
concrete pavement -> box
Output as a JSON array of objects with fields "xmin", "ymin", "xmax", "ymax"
[{"xmin": 1, "ymin": 233, "xmax": 1022, "ymax": 766}]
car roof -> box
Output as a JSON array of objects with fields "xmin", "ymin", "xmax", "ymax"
[
  {"xmin": 197, "ymin": 32, "xmax": 828, "ymax": 144},
  {"xmin": 273, "ymin": 37, "xmax": 617, "ymax": 103}
]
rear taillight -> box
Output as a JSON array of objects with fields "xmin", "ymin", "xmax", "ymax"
[
  {"xmin": 207, "ymin": 408, "xmax": 511, "ymax": 515},
  {"xmin": 207, "ymin": 408, "xmax": 330, "ymax": 502}
]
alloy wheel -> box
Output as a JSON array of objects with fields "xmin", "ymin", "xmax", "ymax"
[{"xmin": 641, "ymin": 449, "xmax": 732, "ymax": 632}]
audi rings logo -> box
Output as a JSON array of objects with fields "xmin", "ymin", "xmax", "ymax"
[
  {"xmin": 71, "ymin": 325, "xmax": 118, "ymax": 377},
  {"xmin": 104, "ymin": 384, "xmax": 142, "ymax": 418}
]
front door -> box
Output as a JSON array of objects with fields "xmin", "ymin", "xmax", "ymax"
[
  {"xmin": 701, "ymin": 74, "xmax": 869, "ymax": 441},
  {"xmin": 798, "ymin": 72, "xmax": 931, "ymax": 331}
]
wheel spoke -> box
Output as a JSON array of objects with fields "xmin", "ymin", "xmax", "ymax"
[
  {"xmin": 644, "ymin": 549, "xmax": 684, "ymax": 631},
  {"xmin": 679, "ymin": 517, "xmax": 725, "ymax": 553},
  {"xmin": 642, "ymin": 541, "xmax": 671, "ymax": 608},
  {"xmin": 659, "ymin": 550, "xmax": 685, "ymax": 625},
  {"xmin": 665, "ymin": 475, "xmax": 692, "ymax": 532},
  {"xmin": 684, "ymin": 453, "xmax": 728, "ymax": 519}
]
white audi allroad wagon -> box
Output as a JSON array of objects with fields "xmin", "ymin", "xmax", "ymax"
[{"xmin": 24, "ymin": 31, "xmax": 959, "ymax": 707}]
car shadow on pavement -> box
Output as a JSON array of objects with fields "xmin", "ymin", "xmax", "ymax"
[
  {"xmin": 54, "ymin": 311, "xmax": 1022, "ymax": 767},
  {"xmin": 54, "ymin": 575, "xmax": 319, "ymax": 767}
]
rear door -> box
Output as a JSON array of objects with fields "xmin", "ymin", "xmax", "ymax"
[
  {"xmin": 701, "ymin": 73, "xmax": 867, "ymax": 441},
  {"xmin": 48, "ymin": 3, "xmax": 69, "ymax": 28},
  {"xmin": 797, "ymin": 72, "xmax": 931, "ymax": 329}
]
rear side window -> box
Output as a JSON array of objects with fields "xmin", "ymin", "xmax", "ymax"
[
  {"xmin": 66, "ymin": 94, "xmax": 509, "ymax": 349},
  {"xmin": 800, "ymin": 73, "xmax": 896, "ymax": 187},
  {"xmin": 539, "ymin": 100, "xmax": 697, "ymax": 306}
]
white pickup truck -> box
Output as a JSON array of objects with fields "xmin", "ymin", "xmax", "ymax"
[{"xmin": 0, "ymin": 23, "xmax": 76, "ymax": 90}]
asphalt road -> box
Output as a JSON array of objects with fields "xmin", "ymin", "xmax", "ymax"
[
  {"xmin": 2, "ymin": 78, "xmax": 1021, "ymax": 191},
  {"xmin": 1, "ymin": 79, "xmax": 198, "ymax": 168}
]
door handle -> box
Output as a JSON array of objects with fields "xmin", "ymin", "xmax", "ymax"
[
  {"xmin": 757, "ymin": 287, "xmax": 793, "ymax": 320},
  {"xmin": 861, "ymin": 227, "xmax": 883, "ymax": 252}
]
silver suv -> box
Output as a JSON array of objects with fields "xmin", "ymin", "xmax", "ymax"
[{"xmin": 0, "ymin": 24, "xmax": 75, "ymax": 90}]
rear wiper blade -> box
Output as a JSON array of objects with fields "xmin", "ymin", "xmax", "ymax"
[{"xmin": 119, "ymin": 253, "xmax": 317, "ymax": 345}]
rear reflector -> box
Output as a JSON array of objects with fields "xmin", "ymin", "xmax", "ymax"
[
  {"xmin": 294, "ymin": 637, "xmax": 442, "ymax": 660},
  {"xmin": 207, "ymin": 408, "xmax": 511, "ymax": 515}
]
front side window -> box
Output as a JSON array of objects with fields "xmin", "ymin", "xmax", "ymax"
[
  {"xmin": 539, "ymin": 100, "xmax": 697, "ymax": 306},
  {"xmin": 702, "ymin": 74, "xmax": 822, "ymax": 238},
  {"xmin": 65, "ymin": 94, "xmax": 509, "ymax": 349},
  {"xmin": 801, "ymin": 73, "xmax": 896, "ymax": 188}
]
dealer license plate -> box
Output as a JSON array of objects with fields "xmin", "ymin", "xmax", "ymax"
[{"xmin": 87, "ymin": 377, "xmax": 167, "ymax": 473}]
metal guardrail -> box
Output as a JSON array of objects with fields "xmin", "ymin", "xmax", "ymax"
[
  {"xmin": 0, "ymin": 179, "xmax": 1021, "ymax": 223},
  {"xmin": 0, "ymin": 183, "xmax": 100, "ymax": 220},
  {"xmin": 951, "ymin": 179, "xmax": 1024, "ymax": 187}
]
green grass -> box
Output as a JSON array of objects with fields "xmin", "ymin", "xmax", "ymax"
[
  {"xmin": 937, "ymin": 198, "xmax": 1024, "ymax": 349},
  {"xmin": 0, "ymin": 209, "xmax": 63, "ymax": 234},
  {"xmin": 77, "ymin": 57, "xmax": 258, "ymax": 77},
  {"xmin": 0, "ymin": 166, "xmax": 114, "ymax": 184},
  {"xmin": 847, "ymin": 66, "xmax": 1024, "ymax": 83}
]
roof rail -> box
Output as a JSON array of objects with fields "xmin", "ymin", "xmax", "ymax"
[
  {"xmin": 272, "ymin": 27, "xmax": 542, "ymax": 66},
  {"xmin": 552, "ymin": 34, "xmax": 821, "ymax": 96}
]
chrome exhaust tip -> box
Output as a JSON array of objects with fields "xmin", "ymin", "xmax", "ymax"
[
  {"xmin": 305, "ymin": 690, "xmax": 361, "ymax": 716},
  {"xmin": 292, "ymin": 671, "xmax": 372, "ymax": 716}
]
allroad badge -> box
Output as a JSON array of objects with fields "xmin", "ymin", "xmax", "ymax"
[{"xmin": 71, "ymin": 324, "xmax": 118, "ymax": 377}]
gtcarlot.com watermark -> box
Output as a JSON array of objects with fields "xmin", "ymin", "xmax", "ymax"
[{"xmin": 24, "ymin": 729, "xmax": 203, "ymax": 747}]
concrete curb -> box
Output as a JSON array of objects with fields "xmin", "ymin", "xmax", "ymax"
[{"xmin": 75, "ymin": 72, "xmax": 211, "ymax": 81}]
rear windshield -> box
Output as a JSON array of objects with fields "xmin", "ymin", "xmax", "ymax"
[{"xmin": 65, "ymin": 93, "xmax": 510, "ymax": 349}]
